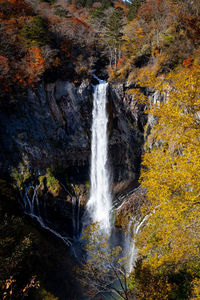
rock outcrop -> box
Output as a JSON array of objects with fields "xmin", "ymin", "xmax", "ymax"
[
  {"xmin": 0, "ymin": 80, "xmax": 93, "ymax": 180},
  {"xmin": 108, "ymin": 82, "xmax": 147, "ymax": 184}
]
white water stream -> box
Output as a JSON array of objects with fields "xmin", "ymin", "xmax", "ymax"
[
  {"xmin": 22, "ymin": 184, "xmax": 72, "ymax": 246},
  {"xmin": 127, "ymin": 214, "xmax": 150, "ymax": 274},
  {"xmin": 84, "ymin": 77, "xmax": 112, "ymax": 234}
]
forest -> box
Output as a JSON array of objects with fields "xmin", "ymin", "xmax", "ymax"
[{"xmin": 0, "ymin": 0, "xmax": 200, "ymax": 299}]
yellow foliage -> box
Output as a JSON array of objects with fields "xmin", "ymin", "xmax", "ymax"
[
  {"xmin": 191, "ymin": 278, "xmax": 200, "ymax": 299},
  {"xmin": 137, "ymin": 65, "xmax": 200, "ymax": 271}
]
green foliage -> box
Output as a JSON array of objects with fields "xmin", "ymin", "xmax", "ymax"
[
  {"xmin": 102, "ymin": 0, "xmax": 113, "ymax": 9},
  {"xmin": 127, "ymin": 0, "xmax": 145, "ymax": 21},
  {"xmin": 163, "ymin": 34, "xmax": 174, "ymax": 46},
  {"xmin": 89, "ymin": 6, "xmax": 105, "ymax": 20},
  {"xmin": 127, "ymin": 273, "xmax": 135, "ymax": 291},
  {"xmin": 20, "ymin": 16, "xmax": 49, "ymax": 47},
  {"xmin": 53, "ymin": 5, "xmax": 70, "ymax": 18},
  {"xmin": 39, "ymin": 289, "xmax": 58, "ymax": 300},
  {"xmin": 85, "ymin": 0, "xmax": 93, "ymax": 8},
  {"xmin": 105, "ymin": 7, "xmax": 123, "ymax": 48},
  {"xmin": 85, "ymin": 180, "xmax": 90, "ymax": 189},
  {"xmin": 73, "ymin": 0, "xmax": 112, "ymax": 8},
  {"xmin": 39, "ymin": 168, "xmax": 60, "ymax": 194},
  {"xmin": 11, "ymin": 163, "xmax": 31, "ymax": 189}
]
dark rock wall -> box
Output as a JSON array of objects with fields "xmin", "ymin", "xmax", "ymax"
[
  {"xmin": 0, "ymin": 80, "xmax": 93, "ymax": 180},
  {"xmin": 0, "ymin": 79, "xmax": 148, "ymax": 184},
  {"xmin": 0, "ymin": 78, "xmax": 150, "ymax": 239},
  {"xmin": 108, "ymin": 83, "xmax": 147, "ymax": 183}
]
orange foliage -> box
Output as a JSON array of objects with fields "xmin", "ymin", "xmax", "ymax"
[
  {"xmin": 47, "ymin": 15, "xmax": 61, "ymax": 25},
  {"xmin": 152, "ymin": 46, "xmax": 160, "ymax": 57},
  {"xmin": 117, "ymin": 56, "xmax": 125, "ymax": 68},
  {"xmin": 26, "ymin": 47, "xmax": 45, "ymax": 84},
  {"xmin": 135, "ymin": 27, "xmax": 145, "ymax": 38},
  {"xmin": 183, "ymin": 57, "xmax": 194, "ymax": 68}
]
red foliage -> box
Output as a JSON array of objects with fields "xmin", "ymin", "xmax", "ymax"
[{"xmin": 183, "ymin": 57, "xmax": 194, "ymax": 68}]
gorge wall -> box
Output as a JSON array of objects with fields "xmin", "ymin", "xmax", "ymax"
[
  {"xmin": 0, "ymin": 78, "xmax": 149, "ymax": 238},
  {"xmin": 0, "ymin": 76, "xmax": 154, "ymax": 299}
]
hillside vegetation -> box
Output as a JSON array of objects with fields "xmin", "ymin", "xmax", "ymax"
[{"xmin": 0, "ymin": 0, "xmax": 200, "ymax": 299}]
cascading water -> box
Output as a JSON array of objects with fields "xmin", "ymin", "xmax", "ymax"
[
  {"xmin": 21, "ymin": 184, "xmax": 72, "ymax": 246},
  {"xmin": 127, "ymin": 214, "xmax": 149, "ymax": 274},
  {"xmin": 84, "ymin": 77, "xmax": 112, "ymax": 234}
]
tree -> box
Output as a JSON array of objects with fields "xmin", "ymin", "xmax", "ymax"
[
  {"xmin": 76, "ymin": 223, "xmax": 135, "ymax": 300},
  {"xmin": 127, "ymin": 0, "xmax": 145, "ymax": 21},
  {"xmin": 134, "ymin": 63, "xmax": 200, "ymax": 298},
  {"xmin": 20, "ymin": 15, "xmax": 49, "ymax": 47},
  {"xmin": 26, "ymin": 47, "xmax": 45, "ymax": 83},
  {"xmin": 104, "ymin": 7, "xmax": 124, "ymax": 69}
]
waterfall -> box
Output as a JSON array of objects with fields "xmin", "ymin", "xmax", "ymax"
[
  {"xmin": 22, "ymin": 184, "xmax": 72, "ymax": 246},
  {"xmin": 84, "ymin": 77, "xmax": 112, "ymax": 234},
  {"xmin": 127, "ymin": 215, "xmax": 149, "ymax": 274}
]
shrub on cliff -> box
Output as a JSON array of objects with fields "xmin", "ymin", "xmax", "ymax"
[{"xmin": 20, "ymin": 16, "xmax": 49, "ymax": 47}]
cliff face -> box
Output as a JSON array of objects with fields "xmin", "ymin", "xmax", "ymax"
[
  {"xmin": 0, "ymin": 77, "xmax": 153, "ymax": 299},
  {"xmin": 0, "ymin": 80, "xmax": 93, "ymax": 179},
  {"xmin": 108, "ymin": 83, "xmax": 147, "ymax": 185},
  {"xmin": 0, "ymin": 79, "xmax": 148, "ymax": 183},
  {"xmin": 0, "ymin": 78, "xmax": 149, "ymax": 238}
]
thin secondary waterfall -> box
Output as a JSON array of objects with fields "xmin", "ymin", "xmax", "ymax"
[
  {"xmin": 21, "ymin": 184, "xmax": 72, "ymax": 246},
  {"xmin": 127, "ymin": 214, "xmax": 149, "ymax": 274},
  {"xmin": 85, "ymin": 78, "xmax": 112, "ymax": 233}
]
